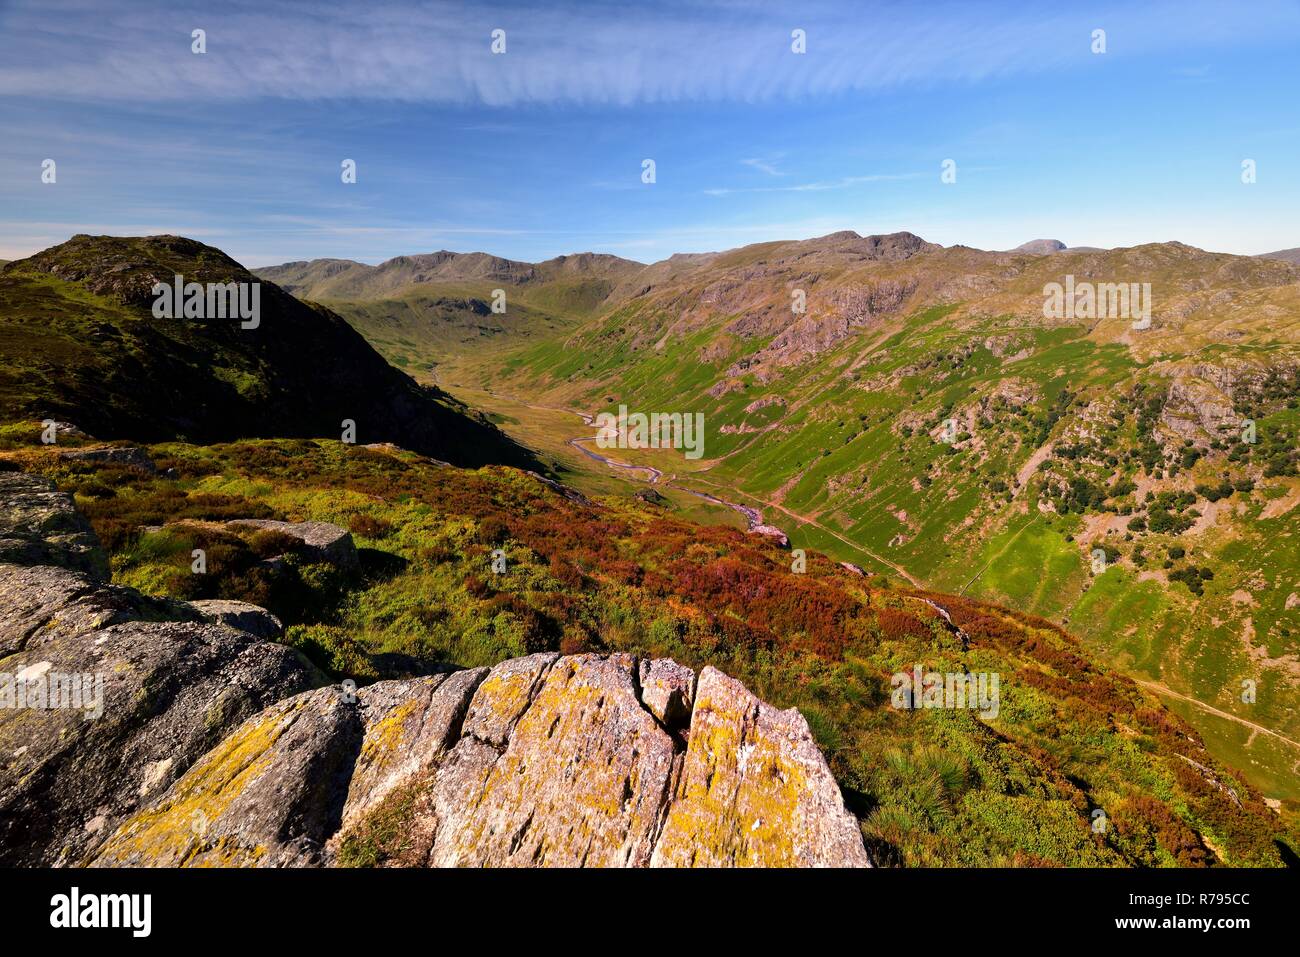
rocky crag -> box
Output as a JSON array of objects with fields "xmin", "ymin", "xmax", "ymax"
[{"xmin": 0, "ymin": 470, "xmax": 870, "ymax": 868}]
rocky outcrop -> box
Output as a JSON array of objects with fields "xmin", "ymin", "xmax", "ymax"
[
  {"xmin": 90, "ymin": 687, "xmax": 362, "ymax": 867},
  {"xmin": 189, "ymin": 599, "xmax": 284, "ymax": 640},
  {"xmin": 92, "ymin": 652, "xmax": 871, "ymax": 868},
  {"xmin": 0, "ymin": 562, "xmax": 200, "ymax": 658},
  {"xmin": 0, "ymin": 471, "xmax": 109, "ymax": 579},
  {"xmin": 58, "ymin": 446, "xmax": 156, "ymax": 472},
  {"xmin": 0, "ymin": 564, "xmax": 327, "ymax": 866},
  {"xmin": 1161, "ymin": 370, "xmax": 1239, "ymax": 445},
  {"xmin": 726, "ymin": 277, "xmax": 920, "ymax": 378},
  {"xmin": 526, "ymin": 471, "xmax": 594, "ymax": 506},
  {"xmin": 651, "ymin": 667, "xmax": 871, "ymax": 867},
  {"xmin": 225, "ymin": 519, "xmax": 359, "ymax": 570},
  {"xmin": 0, "ymin": 472, "xmax": 327, "ymax": 866},
  {"xmin": 424, "ymin": 653, "xmax": 678, "ymax": 867},
  {"xmin": 634, "ymin": 487, "xmax": 667, "ymax": 506},
  {"xmin": 2, "ymin": 469, "xmax": 869, "ymax": 868},
  {"xmin": 750, "ymin": 524, "xmax": 790, "ymax": 547},
  {"xmin": 337, "ymin": 670, "xmax": 484, "ymax": 833}
]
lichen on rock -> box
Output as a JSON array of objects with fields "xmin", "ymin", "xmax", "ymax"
[
  {"xmin": 650, "ymin": 667, "xmax": 871, "ymax": 868},
  {"xmin": 91, "ymin": 687, "xmax": 363, "ymax": 867},
  {"xmin": 1, "ymin": 468, "xmax": 870, "ymax": 869},
  {"xmin": 427, "ymin": 653, "xmax": 678, "ymax": 867}
]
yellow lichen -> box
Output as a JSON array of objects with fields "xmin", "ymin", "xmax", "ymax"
[
  {"xmin": 654, "ymin": 687, "xmax": 809, "ymax": 867},
  {"xmin": 91, "ymin": 698, "xmax": 305, "ymax": 865},
  {"xmin": 359, "ymin": 697, "xmax": 420, "ymax": 769}
]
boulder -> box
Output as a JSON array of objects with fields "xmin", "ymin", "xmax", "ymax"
[
  {"xmin": 225, "ymin": 518, "xmax": 358, "ymax": 570},
  {"xmin": 138, "ymin": 517, "xmax": 359, "ymax": 570},
  {"xmin": 638, "ymin": 657, "xmax": 695, "ymax": 730},
  {"xmin": 189, "ymin": 599, "xmax": 284, "ymax": 640},
  {"xmin": 58, "ymin": 446, "xmax": 156, "ymax": 472},
  {"xmin": 749, "ymin": 523, "xmax": 790, "ymax": 548},
  {"xmin": 0, "ymin": 472, "xmax": 108, "ymax": 579},
  {"xmin": 650, "ymin": 666, "xmax": 871, "ymax": 867}
]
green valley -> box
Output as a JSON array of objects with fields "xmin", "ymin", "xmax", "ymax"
[{"xmin": 266, "ymin": 232, "xmax": 1300, "ymax": 804}]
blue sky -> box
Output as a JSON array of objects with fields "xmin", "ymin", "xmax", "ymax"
[{"xmin": 1, "ymin": 0, "xmax": 1298, "ymax": 265}]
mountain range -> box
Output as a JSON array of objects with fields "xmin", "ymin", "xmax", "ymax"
[
  {"xmin": 0, "ymin": 230, "xmax": 1295, "ymax": 868},
  {"xmin": 256, "ymin": 230, "xmax": 1300, "ymax": 805}
]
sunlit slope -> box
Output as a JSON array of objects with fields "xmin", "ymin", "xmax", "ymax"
[{"xmin": 454, "ymin": 234, "xmax": 1300, "ymax": 800}]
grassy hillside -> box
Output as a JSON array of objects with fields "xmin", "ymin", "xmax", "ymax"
[
  {"xmin": 308, "ymin": 232, "xmax": 1300, "ymax": 803},
  {"xmin": 254, "ymin": 250, "xmax": 647, "ymax": 375},
  {"xmin": 4, "ymin": 435, "xmax": 1295, "ymax": 867},
  {"xmin": 0, "ymin": 235, "xmax": 533, "ymax": 468}
]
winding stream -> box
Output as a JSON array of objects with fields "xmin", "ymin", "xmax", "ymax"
[
  {"xmin": 566, "ymin": 414, "xmax": 766, "ymax": 532},
  {"xmin": 479, "ymin": 388, "xmax": 778, "ymax": 536}
]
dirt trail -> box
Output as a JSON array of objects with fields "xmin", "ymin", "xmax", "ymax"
[
  {"xmin": 958, "ymin": 515, "xmax": 1041, "ymax": 595},
  {"xmin": 1133, "ymin": 678, "xmax": 1300, "ymax": 752},
  {"xmin": 678, "ymin": 476, "xmax": 920, "ymax": 585}
]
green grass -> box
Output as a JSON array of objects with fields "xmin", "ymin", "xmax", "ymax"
[{"xmin": 6, "ymin": 432, "xmax": 1295, "ymax": 866}]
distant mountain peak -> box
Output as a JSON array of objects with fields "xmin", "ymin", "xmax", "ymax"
[
  {"xmin": 1257, "ymin": 247, "xmax": 1300, "ymax": 264},
  {"xmin": 1011, "ymin": 239, "xmax": 1068, "ymax": 254},
  {"xmin": 795, "ymin": 230, "xmax": 939, "ymax": 261}
]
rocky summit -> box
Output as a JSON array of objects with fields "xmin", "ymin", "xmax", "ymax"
[{"xmin": 0, "ymin": 470, "xmax": 870, "ymax": 868}]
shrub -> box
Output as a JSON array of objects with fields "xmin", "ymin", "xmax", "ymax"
[{"xmin": 349, "ymin": 513, "xmax": 394, "ymax": 539}]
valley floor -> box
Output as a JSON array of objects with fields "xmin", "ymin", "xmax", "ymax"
[{"xmin": 443, "ymin": 381, "xmax": 1300, "ymax": 805}]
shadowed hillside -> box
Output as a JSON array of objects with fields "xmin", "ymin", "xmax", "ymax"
[{"xmin": 0, "ymin": 235, "xmax": 535, "ymax": 469}]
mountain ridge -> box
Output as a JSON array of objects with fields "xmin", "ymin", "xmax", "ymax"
[
  {"xmin": 0, "ymin": 234, "xmax": 534, "ymax": 468},
  {"xmin": 1259, "ymin": 247, "xmax": 1300, "ymax": 264},
  {"xmin": 262, "ymin": 229, "xmax": 1300, "ymax": 806}
]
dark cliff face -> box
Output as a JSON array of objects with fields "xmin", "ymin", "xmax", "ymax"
[{"xmin": 0, "ymin": 235, "xmax": 535, "ymax": 469}]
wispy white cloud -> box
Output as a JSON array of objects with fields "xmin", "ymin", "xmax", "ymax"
[
  {"xmin": 704, "ymin": 172, "xmax": 922, "ymax": 196},
  {"xmin": 2, "ymin": 0, "xmax": 1295, "ymax": 106},
  {"xmin": 741, "ymin": 156, "xmax": 785, "ymax": 177}
]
